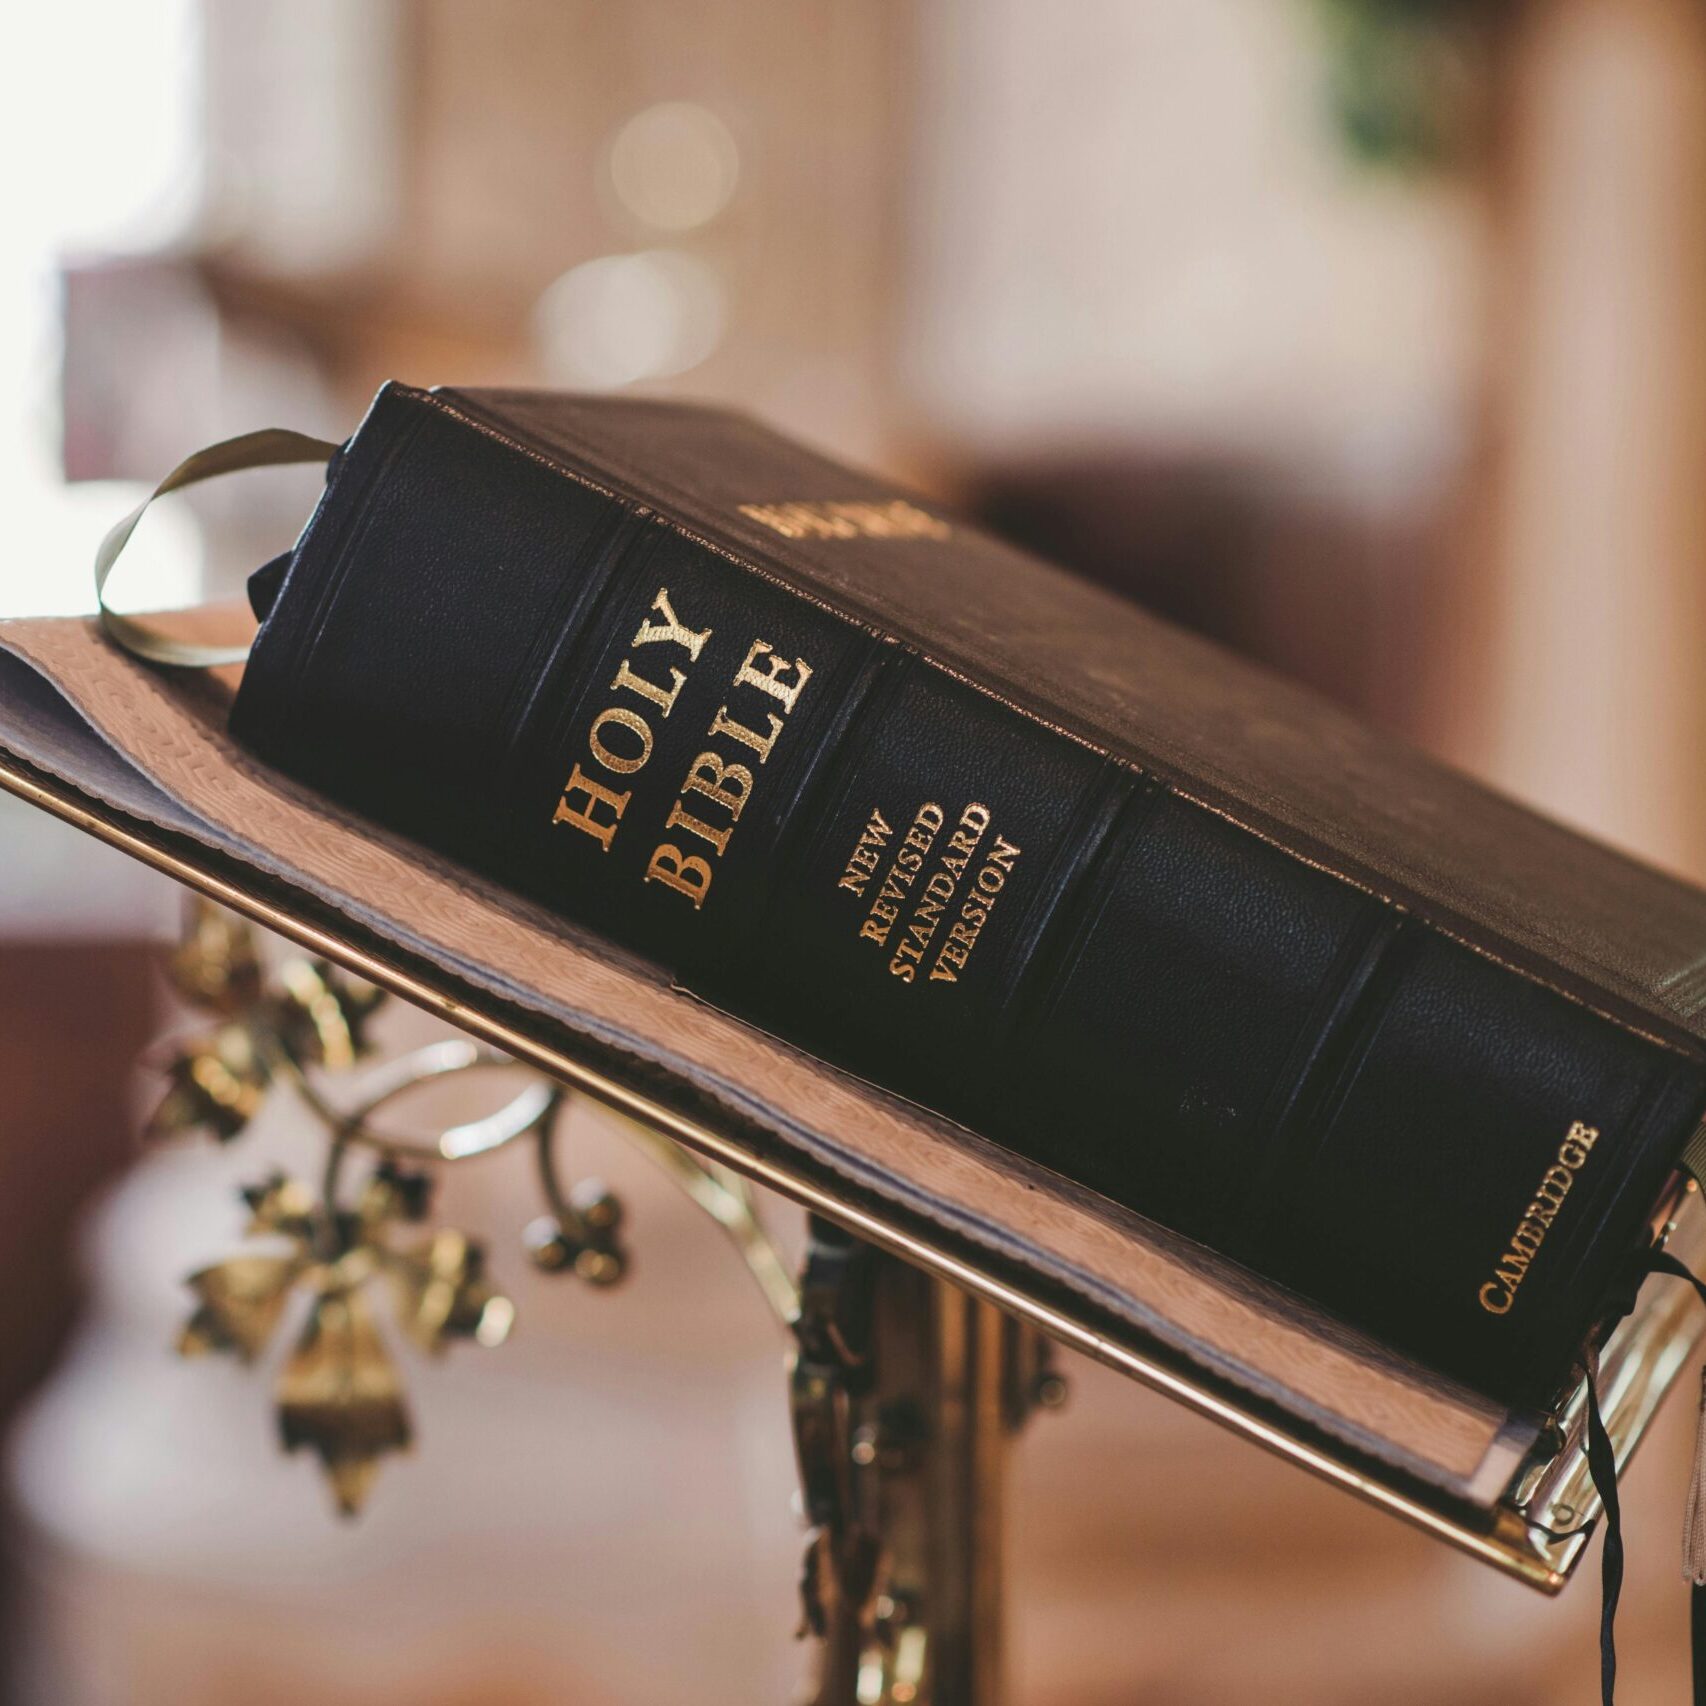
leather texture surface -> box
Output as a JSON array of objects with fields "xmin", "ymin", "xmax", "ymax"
[
  {"xmin": 0, "ymin": 612, "xmax": 1526, "ymax": 1505},
  {"xmin": 442, "ymin": 386, "xmax": 1706, "ymax": 1056},
  {"xmin": 225, "ymin": 384, "xmax": 1706, "ymax": 1408}
]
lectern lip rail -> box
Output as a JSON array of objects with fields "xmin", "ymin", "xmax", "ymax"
[{"xmin": 7, "ymin": 743, "xmax": 1689, "ymax": 1595}]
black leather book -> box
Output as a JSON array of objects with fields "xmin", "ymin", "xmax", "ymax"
[{"xmin": 232, "ymin": 381, "xmax": 1706, "ymax": 1408}]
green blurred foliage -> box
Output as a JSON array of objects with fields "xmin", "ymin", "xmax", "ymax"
[{"xmin": 1316, "ymin": 0, "xmax": 1505, "ymax": 170}]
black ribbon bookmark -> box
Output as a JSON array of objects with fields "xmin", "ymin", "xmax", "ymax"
[
  {"xmin": 1585, "ymin": 1248, "xmax": 1706, "ymax": 1705},
  {"xmin": 1650, "ymin": 1252, "xmax": 1706, "ymax": 1706},
  {"xmin": 1584, "ymin": 1356, "xmax": 1625, "ymax": 1705}
]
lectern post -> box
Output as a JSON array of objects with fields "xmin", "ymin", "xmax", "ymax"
[{"xmin": 792, "ymin": 1218, "xmax": 1045, "ymax": 1704}]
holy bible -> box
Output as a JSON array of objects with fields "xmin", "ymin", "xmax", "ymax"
[{"xmin": 230, "ymin": 381, "xmax": 1706, "ymax": 1409}]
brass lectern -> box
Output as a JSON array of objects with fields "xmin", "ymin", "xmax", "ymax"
[{"xmin": 2, "ymin": 610, "xmax": 1701, "ymax": 1704}]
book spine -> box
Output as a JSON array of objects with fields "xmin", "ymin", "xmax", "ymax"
[{"xmin": 236, "ymin": 388, "xmax": 1706, "ymax": 1404}]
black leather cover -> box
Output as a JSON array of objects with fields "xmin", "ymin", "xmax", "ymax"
[{"xmin": 231, "ymin": 382, "xmax": 1706, "ymax": 1406}]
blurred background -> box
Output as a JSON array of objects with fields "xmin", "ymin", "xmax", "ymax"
[{"xmin": 5, "ymin": 0, "xmax": 1706, "ymax": 1700}]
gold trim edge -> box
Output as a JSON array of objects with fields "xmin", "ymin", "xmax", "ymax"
[{"xmin": 1, "ymin": 749, "xmax": 1676, "ymax": 1596}]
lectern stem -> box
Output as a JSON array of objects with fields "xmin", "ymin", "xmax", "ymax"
[{"xmin": 795, "ymin": 1226, "xmax": 1032, "ymax": 1706}]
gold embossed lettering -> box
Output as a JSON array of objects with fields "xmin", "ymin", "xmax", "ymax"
[
  {"xmin": 838, "ymin": 807, "xmax": 894, "ymax": 898},
  {"xmin": 683, "ymin": 751, "xmax": 754, "ymax": 820},
  {"xmin": 611, "ymin": 656, "xmax": 686, "ymax": 716},
  {"xmin": 663, "ymin": 800, "xmax": 734, "ymax": 857},
  {"xmin": 633, "ymin": 586, "xmax": 712, "ymax": 660},
  {"xmin": 587, "ymin": 706, "xmax": 654, "ymax": 775},
  {"xmin": 552, "ymin": 586, "xmax": 711, "ymax": 856},
  {"xmin": 644, "ymin": 629, "xmax": 815, "ymax": 908},
  {"xmin": 645, "ymin": 843, "xmax": 713, "ymax": 907},
  {"xmin": 1558, "ymin": 1121, "xmax": 1599, "ymax": 1170},
  {"xmin": 738, "ymin": 504, "xmax": 806, "ymax": 539},
  {"xmin": 740, "ymin": 499, "xmax": 951, "ymax": 542},
  {"xmin": 733, "ymin": 640, "xmax": 813, "ymax": 714},
  {"xmin": 708, "ymin": 704, "xmax": 783, "ymax": 763},
  {"xmin": 1476, "ymin": 1122, "xmax": 1601, "ymax": 1314},
  {"xmin": 928, "ymin": 834, "xmax": 1022, "ymax": 984},
  {"xmin": 861, "ymin": 804, "xmax": 943, "ymax": 950},
  {"xmin": 861, "ymin": 905, "xmax": 897, "ymax": 944},
  {"xmin": 1510, "ymin": 1219, "xmax": 1546, "ymax": 1255},
  {"xmin": 553, "ymin": 763, "xmax": 630, "ymax": 852}
]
